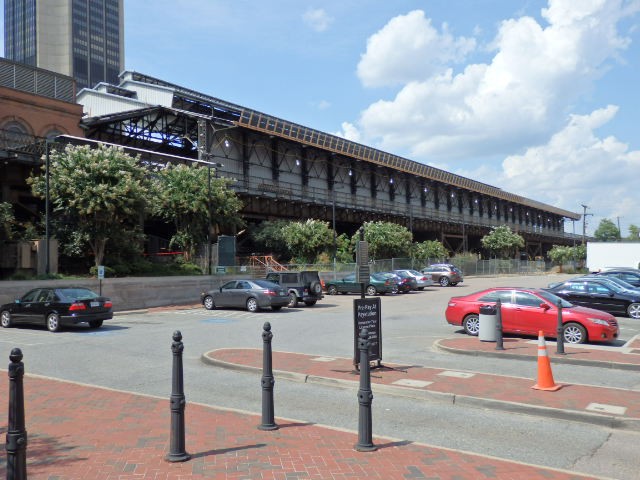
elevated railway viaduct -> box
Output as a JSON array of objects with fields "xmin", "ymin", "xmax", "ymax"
[
  {"xmin": 2, "ymin": 69, "xmax": 582, "ymax": 260},
  {"xmin": 79, "ymin": 72, "xmax": 581, "ymax": 258}
]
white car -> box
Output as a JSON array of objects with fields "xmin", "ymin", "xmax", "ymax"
[{"xmin": 393, "ymin": 269, "xmax": 433, "ymax": 290}]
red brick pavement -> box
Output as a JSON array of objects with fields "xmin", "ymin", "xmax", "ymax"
[
  {"xmin": 0, "ymin": 372, "xmax": 602, "ymax": 479},
  {"xmin": 437, "ymin": 336, "xmax": 640, "ymax": 367},
  {"xmin": 204, "ymin": 341, "xmax": 640, "ymax": 425}
]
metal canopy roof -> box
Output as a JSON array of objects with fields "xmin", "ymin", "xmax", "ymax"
[{"xmin": 83, "ymin": 70, "xmax": 580, "ymax": 220}]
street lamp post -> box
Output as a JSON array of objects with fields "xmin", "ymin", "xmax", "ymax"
[{"xmin": 45, "ymin": 139, "xmax": 51, "ymax": 276}]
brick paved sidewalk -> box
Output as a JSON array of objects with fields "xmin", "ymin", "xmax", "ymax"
[
  {"xmin": 204, "ymin": 343, "xmax": 640, "ymax": 431},
  {"xmin": 437, "ymin": 335, "xmax": 640, "ymax": 369},
  {"xmin": 0, "ymin": 373, "xmax": 605, "ymax": 479}
]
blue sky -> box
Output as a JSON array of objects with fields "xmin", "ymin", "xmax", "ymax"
[{"xmin": 3, "ymin": 1, "xmax": 640, "ymax": 235}]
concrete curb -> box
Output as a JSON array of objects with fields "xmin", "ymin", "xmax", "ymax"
[
  {"xmin": 433, "ymin": 339, "xmax": 640, "ymax": 371},
  {"xmin": 200, "ymin": 350, "xmax": 640, "ymax": 432}
]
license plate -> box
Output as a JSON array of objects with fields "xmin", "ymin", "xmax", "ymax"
[{"xmin": 90, "ymin": 301, "xmax": 100, "ymax": 307}]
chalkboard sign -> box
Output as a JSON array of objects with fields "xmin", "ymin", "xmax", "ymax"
[{"xmin": 353, "ymin": 297, "xmax": 382, "ymax": 365}]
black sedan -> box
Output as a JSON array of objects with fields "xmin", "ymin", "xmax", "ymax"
[
  {"xmin": 545, "ymin": 277, "xmax": 640, "ymax": 319},
  {"xmin": 0, "ymin": 287, "xmax": 113, "ymax": 332},
  {"xmin": 201, "ymin": 279, "xmax": 289, "ymax": 312},
  {"xmin": 593, "ymin": 269, "xmax": 640, "ymax": 288}
]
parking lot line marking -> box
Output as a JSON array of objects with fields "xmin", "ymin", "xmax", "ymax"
[{"xmin": 585, "ymin": 403, "xmax": 627, "ymax": 415}]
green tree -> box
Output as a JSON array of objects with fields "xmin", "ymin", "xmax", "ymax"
[
  {"xmin": 594, "ymin": 218, "xmax": 620, "ymax": 242},
  {"xmin": 360, "ymin": 221, "xmax": 413, "ymax": 259},
  {"xmin": 335, "ymin": 233, "xmax": 355, "ymax": 263},
  {"xmin": 282, "ymin": 219, "xmax": 333, "ymax": 264},
  {"xmin": 480, "ymin": 225, "xmax": 525, "ymax": 259},
  {"xmin": 628, "ymin": 224, "xmax": 640, "ymax": 241},
  {"xmin": 251, "ymin": 220, "xmax": 290, "ymax": 259},
  {"xmin": 152, "ymin": 163, "xmax": 243, "ymax": 262},
  {"xmin": 0, "ymin": 202, "xmax": 15, "ymax": 243},
  {"xmin": 547, "ymin": 245, "xmax": 571, "ymax": 272},
  {"xmin": 28, "ymin": 144, "xmax": 152, "ymax": 267},
  {"xmin": 413, "ymin": 240, "xmax": 448, "ymax": 262}
]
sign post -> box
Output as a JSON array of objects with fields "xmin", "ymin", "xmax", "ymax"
[
  {"xmin": 97, "ymin": 265, "xmax": 105, "ymax": 295},
  {"xmin": 353, "ymin": 297, "xmax": 382, "ymax": 368}
]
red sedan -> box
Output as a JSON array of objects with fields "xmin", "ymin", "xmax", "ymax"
[{"xmin": 445, "ymin": 287, "xmax": 619, "ymax": 344}]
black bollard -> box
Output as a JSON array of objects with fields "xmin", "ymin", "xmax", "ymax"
[
  {"xmin": 495, "ymin": 299, "xmax": 505, "ymax": 351},
  {"xmin": 556, "ymin": 300, "xmax": 565, "ymax": 355},
  {"xmin": 165, "ymin": 331, "xmax": 190, "ymax": 462},
  {"xmin": 258, "ymin": 322, "xmax": 278, "ymax": 430},
  {"xmin": 355, "ymin": 328, "xmax": 376, "ymax": 452},
  {"xmin": 6, "ymin": 348, "xmax": 27, "ymax": 480}
]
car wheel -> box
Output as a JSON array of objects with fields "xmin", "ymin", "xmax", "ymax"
[
  {"xmin": 417, "ymin": 287, "xmax": 424, "ymax": 291},
  {"xmin": 439, "ymin": 277, "xmax": 450, "ymax": 287},
  {"xmin": 310, "ymin": 281, "xmax": 323, "ymax": 295},
  {"xmin": 304, "ymin": 300, "xmax": 317, "ymax": 306},
  {"xmin": 271, "ymin": 306, "xmax": 283, "ymax": 311},
  {"xmin": 47, "ymin": 313, "xmax": 61, "ymax": 332},
  {"xmin": 1, "ymin": 311, "xmax": 12, "ymax": 328},
  {"xmin": 246, "ymin": 298, "xmax": 259, "ymax": 313},
  {"xmin": 288, "ymin": 292, "xmax": 298, "ymax": 308},
  {"xmin": 462, "ymin": 314, "xmax": 480, "ymax": 336},
  {"xmin": 366, "ymin": 285, "xmax": 377, "ymax": 296},
  {"xmin": 327, "ymin": 285, "xmax": 338, "ymax": 295},
  {"xmin": 627, "ymin": 303, "xmax": 640, "ymax": 319},
  {"xmin": 203, "ymin": 295, "xmax": 215, "ymax": 310},
  {"xmin": 563, "ymin": 322, "xmax": 587, "ymax": 344},
  {"xmin": 89, "ymin": 320, "xmax": 103, "ymax": 328}
]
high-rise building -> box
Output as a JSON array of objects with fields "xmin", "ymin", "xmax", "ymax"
[{"xmin": 4, "ymin": 0, "xmax": 124, "ymax": 90}]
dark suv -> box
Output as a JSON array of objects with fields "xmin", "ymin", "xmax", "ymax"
[{"xmin": 265, "ymin": 271, "xmax": 324, "ymax": 307}]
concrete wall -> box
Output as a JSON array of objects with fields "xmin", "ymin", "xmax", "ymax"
[{"xmin": 0, "ymin": 275, "xmax": 234, "ymax": 312}]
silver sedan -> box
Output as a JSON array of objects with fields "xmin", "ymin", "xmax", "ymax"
[{"xmin": 200, "ymin": 279, "xmax": 290, "ymax": 312}]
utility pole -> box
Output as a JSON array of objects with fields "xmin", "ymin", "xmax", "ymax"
[
  {"xmin": 617, "ymin": 216, "xmax": 622, "ymax": 241},
  {"xmin": 581, "ymin": 204, "xmax": 593, "ymax": 245}
]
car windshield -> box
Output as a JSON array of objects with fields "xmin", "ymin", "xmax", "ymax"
[
  {"xmin": 408, "ymin": 270, "xmax": 422, "ymax": 276},
  {"xmin": 536, "ymin": 289, "xmax": 573, "ymax": 308},
  {"xmin": 58, "ymin": 288, "xmax": 98, "ymax": 300},
  {"xmin": 595, "ymin": 276, "xmax": 637, "ymax": 290},
  {"xmin": 253, "ymin": 280, "xmax": 279, "ymax": 289}
]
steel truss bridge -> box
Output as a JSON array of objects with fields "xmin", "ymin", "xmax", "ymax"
[{"xmin": 7, "ymin": 71, "xmax": 583, "ymax": 258}]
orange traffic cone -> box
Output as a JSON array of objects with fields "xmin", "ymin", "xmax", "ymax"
[{"xmin": 532, "ymin": 330, "xmax": 562, "ymax": 391}]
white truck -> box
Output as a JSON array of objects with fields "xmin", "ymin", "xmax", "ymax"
[{"xmin": 586, "ymin": 242, "xmax": 640, "ymax": 272}]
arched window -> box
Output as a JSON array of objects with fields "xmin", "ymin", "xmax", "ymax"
[{"xmin": 1, "ymin": 121, "xmax": 30, "ymax": 149}]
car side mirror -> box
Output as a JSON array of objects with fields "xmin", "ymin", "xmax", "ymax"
[
  {"xmin": 540, "ymin": 303, "xmax": 550, "ymax": 310},
  {"xmin": 219, "ymin": 287, "xmax": 223, "ymax": 292}
]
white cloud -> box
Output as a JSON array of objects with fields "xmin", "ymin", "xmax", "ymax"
[
  {"xmin": 303, "ymin": 8, "xmax": 333, "ymax": 32},
  {"xmin": 350, "ymin": 1, "xmax": 638, "ymax": 162},
  {"xmin": 357, "ymin": 10, "xmax": 476, "ymax": 88},
  {"xmin": 499, "ymin": 106, "xmax": 640, "ymax": 221},
  {"xmin": 335, "ymin": 122, "xmax": 361, "ymax": 143}
]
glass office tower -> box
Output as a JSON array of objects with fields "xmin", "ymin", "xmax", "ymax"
[{"xmin": 4, "ymin": 0, "xmax": 124, "ymax": 90}]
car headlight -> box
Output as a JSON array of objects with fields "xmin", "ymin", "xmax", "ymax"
[{"xmin": 588, "ymin": 318, "xmax": 609, "ymax": 326}]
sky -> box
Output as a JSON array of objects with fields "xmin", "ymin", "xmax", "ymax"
[{"xmin": 3, "ymin": 0, "xmax": 640, "ymax": 236}]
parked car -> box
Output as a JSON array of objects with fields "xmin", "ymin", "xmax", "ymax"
[
  {"xmin": 393, "ymin": 269, "xmax": 433, "ymax": 290},
  {"xmin": 544, "ymin": 278, "xmax": 640, "ymax": 319},
  {"xmin": 0, "ymin": 287, "xmax": 113, "ymax": 332},
  {"xmin": 445, "ymin": 287, "xmax": 619, "ymax": 344},
  {"xmin": 592, "ymin": 269, "xmax": 640, "ymax": 288},
  {"xmin": 383, "ymin": 271, "xmax": 417, "ymax": 292},
  {"xmin": 265, "ymin": 270, "xmax": 324, "ymax": 307},
  {"xmin": 201, "ymin": 279, "xmax": 289, "ymax": 312},
  {"xmin": 422, "ymin": 263, "xmax": 463, "ymax": 287},
  {"xmin": 325, "ymin": 272, "xmax": 398, "ymax": 296}
]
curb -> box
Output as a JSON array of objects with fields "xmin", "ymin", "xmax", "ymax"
[
  {"xmin": 433, "ymin": 339, "xmax": 640, "ymax": 371},
  {"xmin": 200, "ymin": 350, "xmax": 640, "ymax": 432}
]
